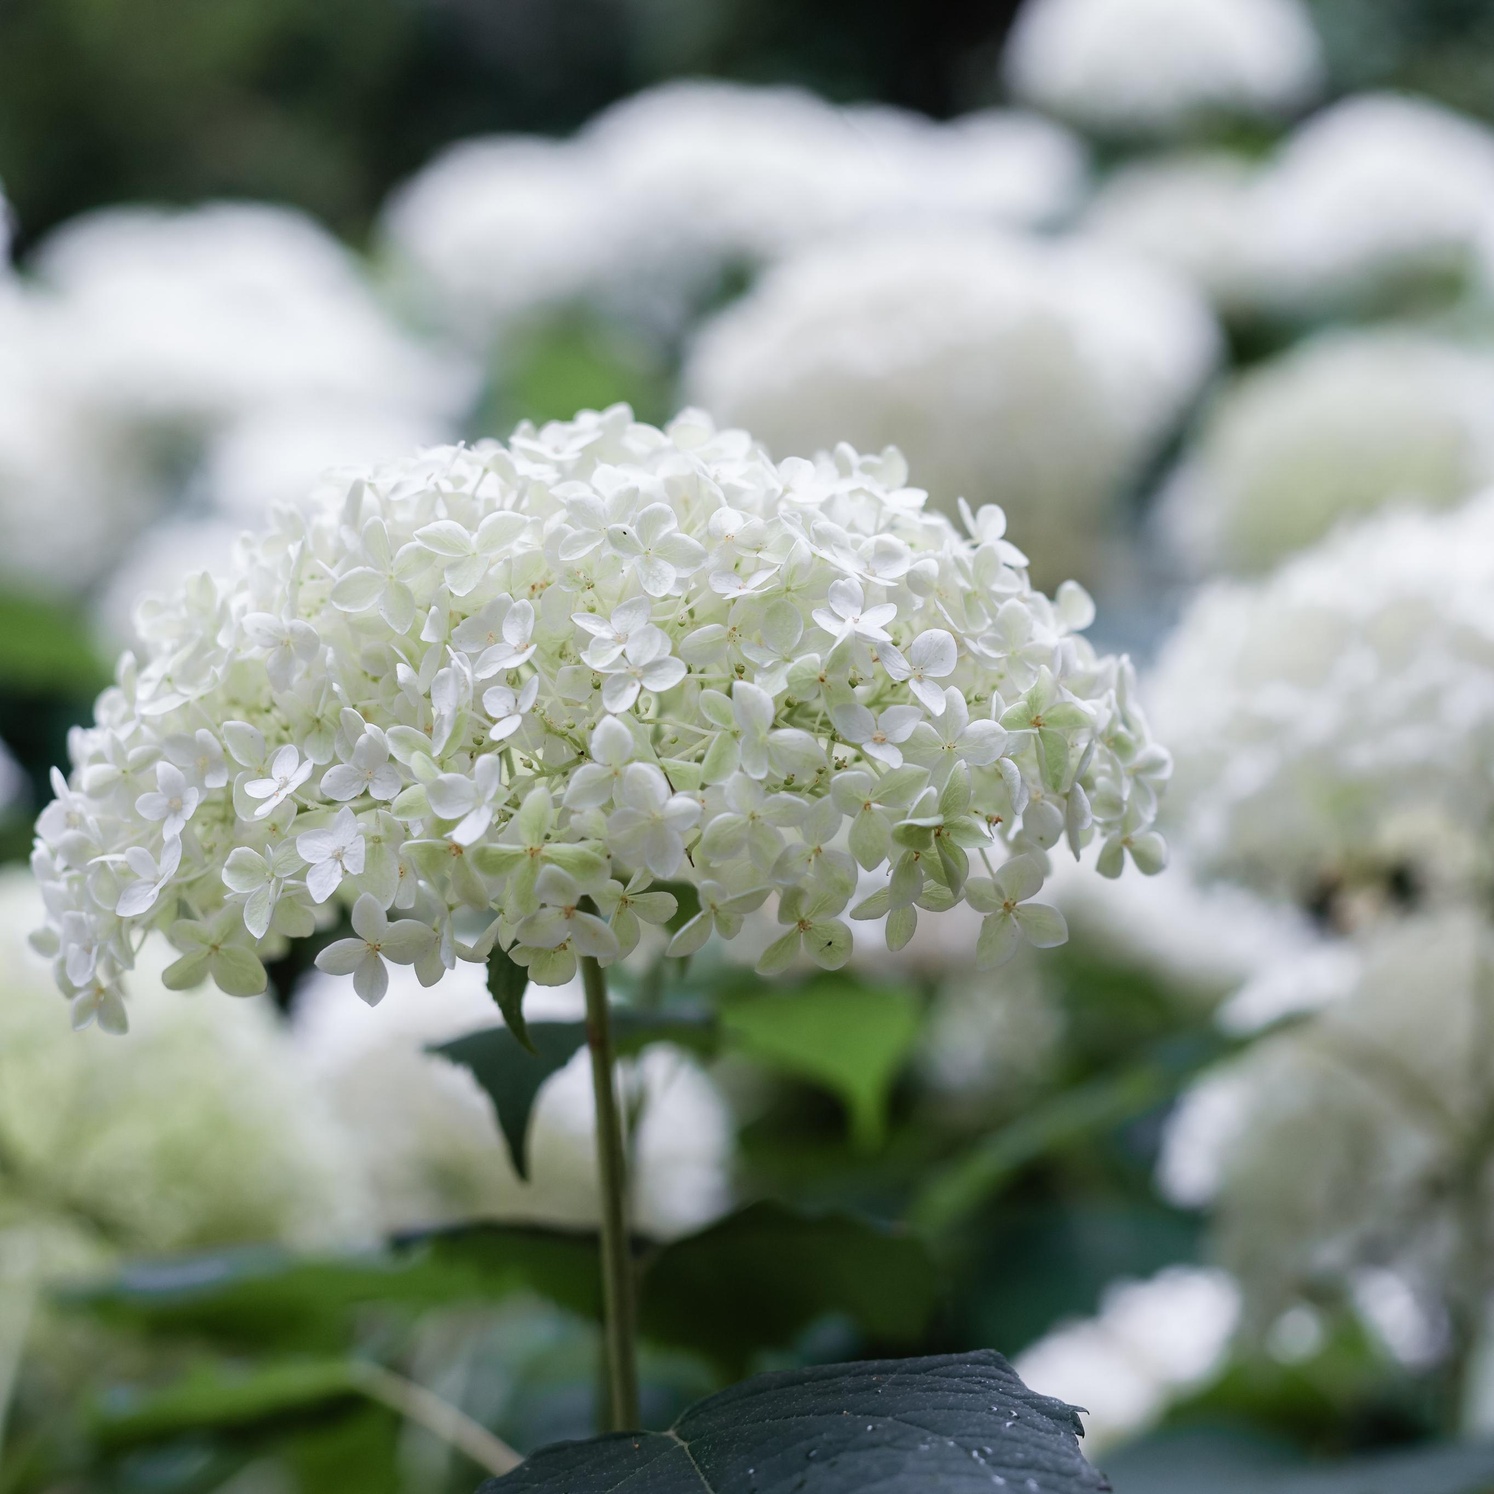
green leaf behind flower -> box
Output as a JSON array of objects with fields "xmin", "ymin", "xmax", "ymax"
[
  {"xmin": 719, "ymin": 977, "xmax": 922, "ymax": 1151},
  {"xmin": 432, "ymin": 1012, "xmax": 716, "ymax": 1178}
]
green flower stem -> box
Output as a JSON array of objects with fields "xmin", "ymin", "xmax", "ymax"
[{"xmin": 580, "ymin": 948, "xmax": 641, "ymax": 1431}]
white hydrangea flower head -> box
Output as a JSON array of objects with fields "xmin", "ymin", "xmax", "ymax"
[
  {"xmin": 35, "ymin": 202, "xmax": 471, "ymax": 431},
  {"xmin": 1015, "ymin": 1266, "xmax": 1240, "ymax": 1450},
  {"xmin": 684, "ymin": 229, "xmax": 1219, "ymax": 587},
  {"xmin": 1148, "ymin": 491, "xmax": 1494, "ymax": 918},
  {"xmin": 295, "ymin": 961, "xmax": 731, "ymax": 1240},
  {"xmin": 381, "ymin": 81, "xmax": 1087, "ymax": 349},
  {"xmin": 33, "ymin": 404, "xmax": 1168, "ymax": 1029},
  {"xmin": 1248, "ymin": 94, "xmax": 1494, "ymax": 315},
  {"xmin": 1002, "ymin": 0, "xmax": 1323, "ymax": 139},
  {"xmin": 0, "ymin": 868, "xmax": 371, "ymax": 1257},
  {"xmin": 891, "ymin": 108, "xmax": 1089, "ymax": 231},
  {"xmin": 1161, "ymin": 909, "xmax": 1494, "ymax": 1349},
  {"xmin": 1160, "ymin": 329, "xmax": 1494, "ymax": 575},
  {"xmin": 585, "ymin": 82, "xmax": 918, "ymax": 268},
  {"xmin": 583, "ymin": 82, "xmax": 1087, "ymax": 265},
  {"xmin": 0, "ymin": 203, "xmax": 470, "ymax": 597},
  {"xmin": 1082, "ymin": 151, "xmax": 1264, "ymax": 313},
  {"xmin": 0, "ymin": 286, "xmax": 162, "ymax": 594},
  {"xmin": 380, "ymin": 135, "xmax": 627, "ymax": 347}
]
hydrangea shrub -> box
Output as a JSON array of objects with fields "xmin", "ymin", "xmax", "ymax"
[{"xmin": 33, "ymin": 405, "xmax": 1168, "ymax": 1031}]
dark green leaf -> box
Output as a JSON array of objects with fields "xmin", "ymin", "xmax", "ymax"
[
  {"xmin": 640, "ymin": 1200, "xmax": 938, "ymax": 1376},
  {"xmin": 479, "ymin": 1350, "xmax": 1109, "ymax": 1493},
  {"xmin": 486, "ymin": 941, "xmax": 533, "ymax": 1052},
  {"xmin": 89, "ymin": 1358, "xmax": 363, "ymax": 1446},
  {"xmin": 719, "ymin": 977, "xmax": 921, "ymax": 1150},
  {"xmin": 436, "ymin": 1022, "xmax": 584, "ymax": 1178},
  {"xmin": 432, "ymin": 1013, "xmax": 717, "ymax": 1178}
]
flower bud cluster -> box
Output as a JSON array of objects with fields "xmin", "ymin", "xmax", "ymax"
[{"xmin": 33, "ymin": 405, "xmax": 1168, "ymax": 1028}]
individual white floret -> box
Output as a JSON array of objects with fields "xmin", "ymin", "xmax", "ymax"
[
  {"xmin": 1015, "ymin": 1266, "xmax": 1240, "ymax": 1450},
  {"xmin": 684, "ymin": 229, "xmax": 1219, "ymax": 587},
  {"xmin": 1083, "ymin": 152, "xmax": 1263, "ymax": 312},
  {"xmin": 1249, "ymin": 94, "xmax": 1494, "ymax": 315},
  {"xmin": 293, "ymin": 962, "xmax": 731, "ymax": 1240},
  {"xmin": 1160, "ymin": 910, "xmax": 1494, "ymax": 1353},
  {"xmin": 1160, "ymin": 329, "xmax": 1494, "ymax": 575},
  {"xmin": 1148, "ymin": 490, "xmax": 1494, "ymax": 916},
  {"xmin": 33, "ymin": 404, "xmax": 1167, "ymax": 1030},
  {"xmin": 1002, "ymin": 0, "xmax": 1323, "ymax": 138},
  {"xmin": 0, "ymin": 868, "xmax": 371, "ymax": 1256}
]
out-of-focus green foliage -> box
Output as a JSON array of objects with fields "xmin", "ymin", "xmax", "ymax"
[
  {"xmin": 0, "ymin": 0, "xmax": 1029, "ymax": 250},
  {"xmin": 719, "ymin": 978, "xmax": 923, "ymax": 1151},
  {"xmin": 17, "ymin": 1200, "xmax": 935, "ymax": 1489},
  {"xmin": 0, "ymin": 0, "xmax": 633, "ymax": 247},
  {"xmin": 2, "ymin": 0, "xmax": 1492, "ymax": 251},
  {"xmin": 1307, "ymin": 0, "xmax": 1494, "ymax": 120},
  {"xmin": 481, "ymin": 314, "xmax": 676, "ymax": 437}
]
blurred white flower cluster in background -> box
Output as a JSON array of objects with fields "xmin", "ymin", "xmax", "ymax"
[
  {"xmin": 0, "ymin": 201, "xmax": 474, "ymax": 610},
  {"xmin": 381, "ymin": 81, "xmax": 1089, "ymax": 353},
  {"xmin": 1160, "ymin": 911, "xmax": 1494, "ymax": 1370},
  {"xmin": 1150, "ymin": 491, "xmax": 1494, "ymax": 916},
  {"xmin": 1016, "ymin": 1265, "xmax": 1241, "ymax": 1450},
  {"xmin": 1158, "ymin": 329, "xmax": 1494, "ymax": 574},
  {"xmin": 682, "ymin": 229, "xmax": 1219, "ymax": 588},
  {"xmin": 0, "ymin": 855, "xmax": 732, "ymax": 1293},
  {"xmin": 0, "ymin": 869, "xmax": 370, "ymax": 1261},
  {"xmin": 1002, "ymin": 0, "xmax": 1324, "ymax": 139}
]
